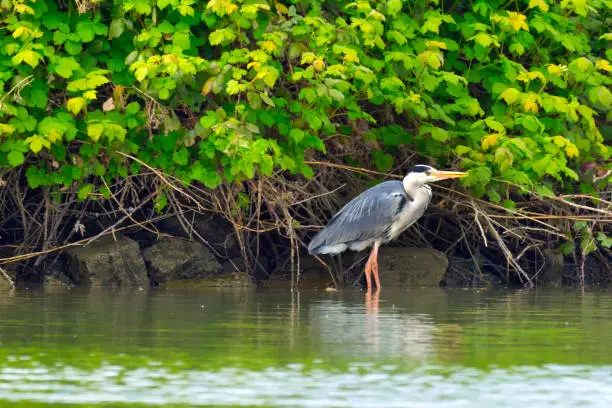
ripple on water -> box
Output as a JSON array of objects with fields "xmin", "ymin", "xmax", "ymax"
[{"xmin": 1, "ymin": 363, "xmax": 612, "ymax": 407}]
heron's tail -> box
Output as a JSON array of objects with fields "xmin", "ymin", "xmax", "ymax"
[{"xmin": 307, "ymin": 230, "xmax": 325, "ymax": 254}]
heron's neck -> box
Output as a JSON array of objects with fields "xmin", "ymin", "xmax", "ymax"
[{"xmin": 402, "ymin": 176, "xmax": 422, "ymax": 199}]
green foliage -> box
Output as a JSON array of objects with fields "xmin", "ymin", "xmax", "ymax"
[{"xmin": 0, "ymin": 0, "xmax": 609, "ymax": 205}]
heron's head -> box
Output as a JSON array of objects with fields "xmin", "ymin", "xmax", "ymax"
[{"xmin": 404, "ymin": 165, "xmax": 467, "ymax": 186}]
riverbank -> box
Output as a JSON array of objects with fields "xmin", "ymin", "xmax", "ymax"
[{"xmin": 1, "ymin": 176, "xmax": 609, "ymax": 290}]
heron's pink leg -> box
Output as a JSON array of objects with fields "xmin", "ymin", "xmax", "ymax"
[
  {"xmin": 364, "ymin": 253, "xmax": 373, "ymax": 290},
  {"xmin": 365, "ymin": 243, "xmax": 381, "ymax": 290},
  {"xmin": 370, "ymin": 243, "xmax": 381, "ymax": 289}
]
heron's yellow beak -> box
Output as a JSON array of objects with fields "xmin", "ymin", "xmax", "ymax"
[{"xmin": 431, "ymin": 170, "xmax": 468, "ymax": 180}]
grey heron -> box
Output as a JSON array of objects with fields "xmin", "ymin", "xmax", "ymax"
[{"xmin": 308, "ymin": 165, "xmax": 467, "ymax": 290}]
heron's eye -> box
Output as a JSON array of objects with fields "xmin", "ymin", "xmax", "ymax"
[{"xmin": 425, "ymin": 171, "xmax": 431, "ymax": 176}]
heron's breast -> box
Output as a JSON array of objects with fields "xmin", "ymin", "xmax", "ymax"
[{"xmin": 385, "ymin": 188, "xmax": 431, "ymax": 241}]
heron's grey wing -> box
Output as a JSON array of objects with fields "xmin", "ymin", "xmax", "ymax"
[{"xmin": 308, "ymin": 181, "xmax": 409, "ymax": 254}]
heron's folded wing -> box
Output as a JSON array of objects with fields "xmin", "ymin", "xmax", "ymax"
[{"xmin": 308, "ymin": 181, "xmax": 408, "ymax": 252}]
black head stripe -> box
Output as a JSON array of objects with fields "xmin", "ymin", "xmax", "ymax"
[{"xmin": 410, "ymin": 164, "xmax": 435, "ymax": 173}]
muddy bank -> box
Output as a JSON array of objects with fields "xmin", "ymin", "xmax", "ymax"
[{"xmin": 1, "ymin": 210, "xmax": 603, "ymax": 290}]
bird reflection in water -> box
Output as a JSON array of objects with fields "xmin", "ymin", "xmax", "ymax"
[
  {"xmin": 365, "ymin": 289, "xmax": 380, "ymax": 354},
  {"xmin": 310, "ymin": 291, "xmax": 436, "ymax": 360},
  {"xmin": 365, "ymin": 289, "xmax": 380, "ymax": 315}
]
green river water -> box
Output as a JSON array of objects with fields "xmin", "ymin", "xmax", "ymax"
[{"xmin": 1, "ymin": 286, "xmax": 612, "ymax": 407}]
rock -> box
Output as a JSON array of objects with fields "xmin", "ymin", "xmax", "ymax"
[
  {"xmin": 377, "ymin": 247, "xmax": 448, "ymax": 286},
  {"xmin": 65, "ymin": 235, "xmax": 149, "ymax": 288},
  {"xmin": 441, "ymin": 257, "xmax": 474, "ymax": 287},
  {"xmin": 157, "ymin": 213, "xmax": 240, "ymax": 257},
  {"xmin": 44, "ymin": 261, "xmax": 75, "ymax": 289},
  {"xmin": 44, "ymin": 274, "xmax": 73, "ymax": 290},
  {"xmin": 441, "ymin": 257, "xmax": 505, "ymax": 288},
  {"xmin": 220, "ymin": 257, "xmax": 246, "ymax": 275},
  {"xmin": 540, "ymin": 249, "xmax": 564, "ymax": 286},
  {"xmin": 143, "ymin": 237, "xmax": 221, "ymax": 285},
  {"xmin": 263, "ymin": 254, "xmax": 335, "ymax": 289}
]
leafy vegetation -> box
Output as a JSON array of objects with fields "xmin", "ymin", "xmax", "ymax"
[{"xmin": 0, "ymin": 0, "xmax": 610, "ymax": 283}]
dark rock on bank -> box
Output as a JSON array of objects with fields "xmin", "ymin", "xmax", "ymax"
[
  {"xmin": 378, "ymin": 247, "xmax": 449, "ymax": 286},
  {"xmin": 143, "ymin": 237, "xmax": 221, "ymax": 285},
  {"xmin": 441, "ymin": 256, "xmax": 506, "ymax": 288},
  {"xmin": 264, "ymin": 254, "xmax": 335, "ymax": 289},
  {"xmin": 64, "ymin": 235, "xmax": 149, "ymax": 288},
  {"xmin": 157, "ymin": 213, "xmax": 240, "ymax": 257}
]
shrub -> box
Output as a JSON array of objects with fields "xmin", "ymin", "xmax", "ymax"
[{"xmin": 1, "ymin": 0, "xmax": 610, "ymax": 200}]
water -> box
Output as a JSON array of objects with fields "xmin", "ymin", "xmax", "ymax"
[{"xmin": 2, "ymin": 287, "xmax": 612, "ymax": 407}]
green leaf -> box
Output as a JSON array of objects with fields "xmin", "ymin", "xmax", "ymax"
[
  {"xmin": 589, "ymin": 86, "xmax": 612, "ymax": 107},
  {"xmin": 289, "ymin": 128, "xmax": 305, "ymax": 143},
  {"xmin": 499, "ymin": 88, "xmax": 520, "ymax": 104},
  {"xmin": 173, "ymin": 32, "xmax": 191, "ymax": 50},
  {"xmin": 78, "ymin": 184, "xmax": 94, "ymax": 200},
  {"xmin": 64, "ymin": 41, "xmax": 83, "ymax": 55},
  {"xmin": 126, "ymin": 102, "xmax": 141, "ymax": 115},
  {"xmin": 200, "ymin": 112, "xmax": 218, "ymax": 129},
  {"xmin": 0, "ymin": 124, "xmax": 16, "ymax": 135},
  {"xmin": 520, "ymin": 116, "xmax": 539, "ymax": 132},
  {"xmin": 372, "ymin": 150, "xmax": 393, "ymax": 172},
  {"xmin": 597, "ymin": 232, "xmax": 612, "ymax": 249},
  {"xmin": 54, "ymin": 57, "xmax": 80, "ymax": 79},
  {"xmin": 53, "ymin": 30, "xmax": 67, "ymax": 44},
  {"xmin": 226, "ymin": 80, "xmax": 245, "ymax": 95},
  {"xmin": 462, "ymin": 166, "xmax": 492, "ymax": 187},
  {"xmin": 25, "ymin": 135, "xmax": 50, "ymax": 153},
  {"xmin": 12, "ymin": 50, "xmax": 42, "ymax": 68},
  {"xmin": 260, "ymin": 93, "xmax": 275, "ymax": 107},
  {"xmin": 303, "ymin": 110, "xmax": 322, "ymax": 131},
  {"xmin": 387, "ymin": 0, "xmax": 402, "ymax": 14},
  {"xmin": 67, "ymin": 97, "xmax": 86, "ymax": 115},
  {"xmin": 155, "ymin": 192, "xmax": 168, "ymax": 212},
  {"xmin": 173, "ymin": 148, "xmax": 189, "ymax": 166},
  {"xmin": 509, "ymin": 42, "xmax": 525, "ymax": 56},
  {"xmin": 487, "ymin": 189, "xmax": 501, "ymax": 203},
  {"xmin": 76, "ymin": 21, "xmax": 96, "ymax": 42},
  {"xmin": 569, "ymin": 57, "xmax": 593, "ymax": 74},
  {"xmin": 67, "ymin": 74, "xmax": 109, "ymax": 92},
  {"xmin": 431, "ymin": 127, "xmax": 448, "ymax": 142},
  {"xmin": 420, "ymin": 125, "xmax": 449, "ymax": 142},
  {"xmin": 87, "ymin": 123, "xmax": 104, "ymax": 142},
  {"xmin": 574, "ymin": 221, "xmax": 588, "ymax": 231},
  {"xmin": 328, "ymin": 89, "xmax": 345, "ymax": 102},
  {"xmin": 502, "ymin": 199, "xmax": 516, "ymax": 210},
  {"xmin": 7, "ymin": 151, "xmax": 25, "ymax": 167},
  {"xmin": 455, "ymin": 145, "xmax": 471, "ymax": 155},
  {"xmin": 158, "ymin": 88, "xmax": 170, "ymax": 100},
  {"xmin": 262, "ymin": 66, "xmax": 279, "ymax": 87},
  {"xmin": 108, "ymin": 19, "xmax": 125, "ymax": 39},
  {"xmin": 105, "ymin": 122, "xmax": 127, "ymax": 142},
  {"xmin": 302, "ymin": 134, "xmax": 326, "ymax": 152},
  {"xmin": 484, "ymin": 117, "xmax": 505, "ymax": 133},
  {"xmin": 209, "ymin": 27, "xmax": 236, "ymax": 45}
]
